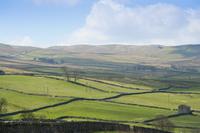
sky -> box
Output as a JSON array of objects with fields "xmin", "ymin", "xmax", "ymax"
[{"xmin": 0, "ymin": 0, "xmax": 200, "ymax": 47}]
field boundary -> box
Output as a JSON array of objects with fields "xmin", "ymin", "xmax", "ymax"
[{"xmin": 80, "ymin": 77, "xmax": 148, "ymax": 90}]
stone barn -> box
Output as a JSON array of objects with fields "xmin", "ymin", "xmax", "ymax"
[{"xmin": 178, "ymin": 105, "xmax": 191, "ymax": 114}]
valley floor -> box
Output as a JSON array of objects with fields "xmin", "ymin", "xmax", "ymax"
[{"xmin": 0, "ymin": 75, "xmax": 200, "ymax": 133}]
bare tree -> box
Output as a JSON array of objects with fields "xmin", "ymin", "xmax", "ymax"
[
  {"xmin": 73, "ymin": 71, "xmax": 80, "ymax": 82},
  {"xmin": 62, "ymin": 66, "xmax": 70, "ymax": 81}
]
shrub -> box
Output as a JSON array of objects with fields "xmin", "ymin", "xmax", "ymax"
[{"xmin": 0, "ymin": 98, "xmax": 7, "ymax": 113}]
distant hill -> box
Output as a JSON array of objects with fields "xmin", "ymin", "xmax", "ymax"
[
  {"xmin": 0, "ymin": 43, "xmax": 200, "ymax": 74},
  {"xmin": 0, "ymin": 43, "xmax": 39, "ymax": 57}
]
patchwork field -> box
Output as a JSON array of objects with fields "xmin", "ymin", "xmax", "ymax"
[{"xmin": 0, "ymin": 75, "xmax": 200, "ymax": 133}]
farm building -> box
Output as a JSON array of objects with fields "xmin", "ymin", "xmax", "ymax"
[{"xmin": 178, "ymin": 105, "xmax": 191, "ymax": 114}]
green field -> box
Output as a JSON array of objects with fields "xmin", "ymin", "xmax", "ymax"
[
  {"xmin": 76, "ymin": 79, "xmax": 149, "ymax": 93},
  {"xmin": 30, "ymin": 101, "xmax": 173, "ymax": 121},
  {"xmin": 0, "ymin": 75, "xmax": 200, "ymax": 132},
  {"xmin": 0, "ymin": 75, "xmax": 113, "ymax": 98},
  {"xmin": 0, "ymin": 89, "xmax": 69, "ymax": 112},
  {"xmin": 170, "ymin": 114, "xmax": 200, "ymax": 128},
  {"xmin": 112, "ymin": 93, "xmax": 200, "ymax": 110}
]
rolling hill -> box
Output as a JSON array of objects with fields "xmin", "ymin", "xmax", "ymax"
[{"xmin": 0, "ymin": 43, "xmax": 200, "ymax": 81}]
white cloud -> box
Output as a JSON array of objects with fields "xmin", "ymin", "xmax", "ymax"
[
  {"xmin": 9, "ymin": 36, "xmax": 33, "ymax": 46},
  {"xmin": 32, "ymin": 0, "xmax": 80, "ymax": 6},
  {"xmin": 67, "ymin": 0, "xmax": 200, "ymax": 45}
]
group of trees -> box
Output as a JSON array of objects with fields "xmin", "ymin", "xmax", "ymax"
[{"xmin": 62, "ymin": 66, "xmax": 80, "ymax": 82}]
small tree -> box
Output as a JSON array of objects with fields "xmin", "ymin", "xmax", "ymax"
[
  {"xmin": 153, "ymin": 115, "xmax": 175, "ymax": 132},
  {"xmin": 73, "ymin": 71, "xmax": 80, "ymax": 82},
  {"xmin": 0, "ymin": 98, "xmax": 7, "ymax": 113}
]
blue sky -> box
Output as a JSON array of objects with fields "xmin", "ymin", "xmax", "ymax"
[{"xmin": 0, "ymin": 0, "xmax": 200, "ymax": 47}]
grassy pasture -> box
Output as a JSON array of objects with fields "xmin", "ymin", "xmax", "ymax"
[
  {"xmin": 77, "ymin": 79, "xmax": 146, "ymax": 93},
  {"xmin": 21, "ymin": 101, "xmax": 174, "ymax": 122},
  {"xmin": 44, "ymin": 75, "xmax": 153, "ymax": 93},
  {"xmin": 169, "ymin": 114, "xmax": 200, "ymax": 128},
  {"xmin": 0, "ymin": 75, "xmax": 114, "ymax": 98},
  {"xmin": 169, "ymin": 86, "xmax": 200, "ymax": 92},
  {"xmin": 112, "ymin": 93, "xmax": 200, "ymax": 110},
  {"xmin": 0, "ymin": 74, "xmax": 199, "ymax": 132},
  {"xmin": 0, "ymin": 89, "xmax": 69, "ymax": 112},
  {"xmin": 87, "ymin": 78, "xmax": 154, "ymax": 90}
]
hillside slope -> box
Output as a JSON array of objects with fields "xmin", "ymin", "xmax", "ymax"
[{"xmin": 0, "ymin": 43, "xmax": 200, "ymax": 78}]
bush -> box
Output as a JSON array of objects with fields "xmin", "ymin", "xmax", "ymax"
[{"xmin": 0, "ymin": 98, "xmax": 7, "ymax": 113}]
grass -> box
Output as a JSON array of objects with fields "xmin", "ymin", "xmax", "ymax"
[
  {"xmin": 0, "ymin": 89, "xmax": 69, "ymax": 112},
  {"xmin": 89, "ymin": 78, "xmax": 153, "ymax": 90},
  {"xmin": 112, "ymin": 93, "xmax": 200, "ymax": 110},
  {"xmin": 22, "ymin": 101, "xmax": 174, "ymax": 122},
  {"xmin": 77, "ymin": 79, "xmax": 146, "ymax": 93},
  {"xmin": 169, "ymin": 87, "xmax": 200, "ymax": 92},
  {"xmin": 44, "ymin": 76, "xmax": 152, "ymax": 92},
  {"xmin": 149, "ymin": 114, "xmax": 200, "ymax": 133},
  {"xmin": 0, "ymin": 75, "xmax": 114, "ymax": 99},
  {"xmin": 0, "ymin": 74, "xmax": 199, "ymax": 131},
  {"xmin": 169, "ymin": 114, "xmax": 200, "ymax": 128}
]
